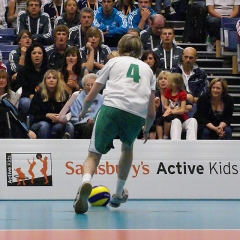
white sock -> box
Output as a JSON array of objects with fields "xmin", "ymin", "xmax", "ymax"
[
  {"xmin": 82, "ymin": 173, "xmax": 92, "ymax": 184},
  {"xmin": 115, "ymin": 178, "xmax": 126, "ymax": 198}
]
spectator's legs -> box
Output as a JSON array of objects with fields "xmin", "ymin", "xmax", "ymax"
[
  {"xmin": 183, "ymin": 118, "xmax": 198, "ymax": 140},
  {"xmin": 31, "ymin": 121, "xmax": 51, "ymax": 139},
  {"xmin": 19, "ymin": 97, "xmax": 31, "ymax": 116},
  {"xmin": 170, "ymin": 118, "xmax": 182, "ymax": 140},
  {"xmin": 206, "ymin": 16, "xmax": 221, "ymax": 40},
  {"xmin": 223, "ymin": 126, "xmax": 232, "ymax": 140}
]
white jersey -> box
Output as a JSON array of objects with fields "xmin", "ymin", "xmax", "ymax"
[{"xmin": 96, "ymin": 56, "xmax": 156, "ymax": 118}]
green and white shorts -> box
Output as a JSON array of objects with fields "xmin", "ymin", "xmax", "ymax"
[{"xmin": 89, "ymin": 105, "xmax": 145, "ymax": 154}]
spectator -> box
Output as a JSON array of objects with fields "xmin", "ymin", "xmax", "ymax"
[
  {"xmin": 68, "ymin": 7, "xmax": 94, "ymax": 48},
  {"xmin": 45, "ymin": 25, "xmax": 70, "ymax": 70},
  {"xmin": 0, "ymin": 70, "xmax": 36, "ymax": 139},
  {"xmin": 70, "ymin": 73, "xmax": 103, "ymax": 138},
  {"xmin": 9, "ymin": 30, "xmax": 33, "ymax": 81},
  {"xmin": 42, "ymin": 0, "xmax": 65, "ymax": 28},
  {"xmin": 154, "ymin": 27, "xmax": 183, "ymax": 71},
  {"xmin": 59, "ymin": 46, "xmax": 86, "ymax": 95},
  {"xmin": 7, "ymin": 0, "xmax": 26, "ymax": 30},
  {"xmin": 155, "ymin": 0, "xmax": 175, "ymax": 15},
  {"xmin": 127, "ymin": 27, "xmax": 140, "ymax": 36},
  {"xmin": 29, "ymin": 69, "xmax": 74, "ymax": 139},
  {"xmin": 93, "ymin": 0, "xmax": 128, "ymax": 47},
  {"xmin": 77, "ymin": 0, "xmax": 102, "ymax": 11},
  {"xmin": 128, "ymin": 0, "xmax": 156, "ymax": 31},
  {"xmin": 17, "ymin": 0, "xmax": 52, "ymax": 45},
  {"xmin": 0, "ymin": 69, "xmax": 17, "ymax": 104},
  {"xmin": 140, "ymin": 13, "xmax": 165, "ymax": 50},
  {"xmin": 54, "ymin": 0, "xmax": 80, "ymax": 28},
  {"xmin": 194, "ymin": 78, "xmax": 234, "ymax": 140},
  {"xmin": 161, "ymin": 73, "xmax": 188, "ymax": 139},
  {"xmin": 206, "ymin": 0, "xmax": 240, "ymax": 47},
  {"xmin": 170, "ymin": 47, "xmax": 208, "ymax": 104},
  {"xmin": 14, "ymin": 42, "xmax": 48, "ymax": 115},
  {"xmin": 141, "ymin": 50, "xmax": 161, "ymax": 81},
  {"xmin": 80, "ymin": 26, "xmax": 111, "ymax": 74},
  {"xmin": 0, "ymin": 0, "xmax": 7, "ymax": 29},
  {"xmin": 151, "ymin": 70, "xmax": 171, "ymax": 139},
  {"xmin": 114, "ymin": 0, "xmax": 138, "ymax": 18}
]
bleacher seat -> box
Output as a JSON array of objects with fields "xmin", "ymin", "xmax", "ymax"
[
  {"xmin": 219, "ymin": 17, "xmax": 240, "ymax": 56},
  {"xmin": 0, "ymin": 28, "xmax": 16, "ymax": 45}
]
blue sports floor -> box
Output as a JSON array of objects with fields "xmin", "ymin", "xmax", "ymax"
[{"xmin": 0, "ymin": 199, "xmax": 240, "ymax": 240}]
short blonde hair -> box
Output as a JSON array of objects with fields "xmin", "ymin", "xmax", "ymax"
[{"xmin": 117, "ymin": 34, "xmax": 142, "ymax": 58}]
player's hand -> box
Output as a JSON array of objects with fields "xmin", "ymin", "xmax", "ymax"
[
  {"xmin": 143, "ymin": 131, "xmax": 149, "ymax": 144},
  {"xmin": 79, "ymin": 109, "xmax": 91, "ymax": 121}
]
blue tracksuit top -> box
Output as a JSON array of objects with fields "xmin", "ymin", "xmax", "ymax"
[{"xmin": 93, "ymin": 7, "xmax": 128, "ymax": 37}]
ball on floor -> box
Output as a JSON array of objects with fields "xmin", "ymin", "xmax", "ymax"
[{"xmin": 88, "ymin": 185, "xmax": 110, "ymax": 206}]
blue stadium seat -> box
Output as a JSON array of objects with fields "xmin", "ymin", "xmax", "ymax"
[
  {"xmin": 220, "ymin": 17, "xmax": 240, "ymax": 56},
  {"xmin": 0, "ymin": 28, "xmax": 16, "ymax": 44}
]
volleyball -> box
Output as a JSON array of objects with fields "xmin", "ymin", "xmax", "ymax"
[{"xmin": 88, "ymin": 185, "xmax": 111, "ymax": 206}]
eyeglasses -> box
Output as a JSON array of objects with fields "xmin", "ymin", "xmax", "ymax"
[
  {"xmin": 28, "ymin": 3, "xmax": 40, "ymax": 7},
  {"xmin": 21, "ymin": 35, "xmax": 32, "ymax": 39}
]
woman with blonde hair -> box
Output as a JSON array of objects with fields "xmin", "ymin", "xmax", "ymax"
[{"xmin": 29, "ymin": 69, "xmax": 74, "ymax": 139}]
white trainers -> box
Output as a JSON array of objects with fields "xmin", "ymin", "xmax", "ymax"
[
  {"xmin": 73, "ymin": 182, "xmax": 92, "ymax": 214},
  {"xmin": 109, "ymin": 188, "xmax": 129, "ymax": 208}
]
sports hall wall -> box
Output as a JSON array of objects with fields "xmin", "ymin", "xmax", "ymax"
[{"xmin": 0, "ymin": 140, "xmax": 240, "ymax": 200}]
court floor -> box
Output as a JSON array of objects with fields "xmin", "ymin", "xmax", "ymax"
[{"xmin": 0, "ymin": 199, "xmax": 240, "ymax": 240}]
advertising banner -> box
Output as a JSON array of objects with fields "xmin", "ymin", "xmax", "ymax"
[{"xmin": 1, "ymin": 140, "xmax": 240, "ymax": 200}]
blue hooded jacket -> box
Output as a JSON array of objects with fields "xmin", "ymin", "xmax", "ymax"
[{"xmin": 93, "ymin": 7, "xmax": 128, "ymax": 37}]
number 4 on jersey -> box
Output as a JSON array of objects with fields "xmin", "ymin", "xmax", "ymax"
[{"xmin": 126, "ymin": 64, "xmax": 140, "ymax": 83}]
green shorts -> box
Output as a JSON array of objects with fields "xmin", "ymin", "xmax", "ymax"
[{"xmin": 89, "ymin": 105, "xmax": 145, "ymax": 154}]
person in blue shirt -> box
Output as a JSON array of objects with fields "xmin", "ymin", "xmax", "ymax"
[
  {"xmin": 70, "ymin": 73, "xmax": 103, "ymax": 138},
  {"xmin": 128, "ymin": 0, "xmax": 156, "ymax": 31},
  {"xmin": 93, "ymin": 0, "xmax": 128, "ymax": 47}
]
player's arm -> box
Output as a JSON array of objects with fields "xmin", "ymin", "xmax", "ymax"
[{"xmin": 143, "ymin": 90, "xmax": 156, "ymax": 143}]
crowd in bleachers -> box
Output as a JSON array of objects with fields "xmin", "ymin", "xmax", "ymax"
[{"xmin": 0, "ymin": 0, "xmax": 239, "ymax": 140}]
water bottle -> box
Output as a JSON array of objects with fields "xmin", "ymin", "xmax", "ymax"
[{"xmin": 206, "ymin": 35, "xmax": 213, "ymax": 52}]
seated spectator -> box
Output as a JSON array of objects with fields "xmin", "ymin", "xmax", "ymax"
[
  {"xmin": 0, "ymin": 69, "xmax": 17, "ymax": 105},
  {"xmin": 154, "ymin": 27, "xmax": 183, "ymax": 70},
  {"xmin": 14, "ymin": 42, "xmax": 48, "ymax": 115},
  {"xmin": 77, "ymin": 0, "xmax": 102, "ymax": 11},
  {"xmin": 161, "ymin": 73, "xmax": 188, "ymax": 139},
  {"xmin": 114, "ymin": 0, "xmax": 138, "ymax": 18},
  {"xmin": 140, "ymin": 14, "xmax": 165, "ymax": 50},
  {"xmin": 170, "ymin": 47, "xmax": 208, "ymax": 105},
  {"xmin": 68, "ymin": 7, "xmax": 94, "ymax": 48},
  {"xmin": 29, "ymin": 69, "xmax": 74, "ymax": 139},
  {"xmin": 9, "ymin": 30, "xmax": 33, "ymax": 81},
  {"xmin": 151, "ymin": 70, "xmax": 171, "ymax": 139},
  {"xmin": 59, "ymin": 46, "xmax": 86, "ymax": 95},
  {"xmin": 93, "ymin": 0, "xmax": 128, "ymax": 47},
  {"xmin": 128, "ymin": 0, "xmax": 156, "ymax": 32},
  {"xmin": 45, "ymin": 25, "xmax": 70, "ymax": 70},
  {"xmin": 155, "ymin": 0, "xmax": 175, "ymax": 15},
  {"xmin": 7, "ymin": 0, "xmax": 26, "ymax": 31},
  {"xmin": 80, "ymin": 26, "xmax": 111, "ymax": 74},
  {"xmin": 54, "ymin": 0, "xmax": 80, "ymax": 28},
  {"xmin": 0, "ymin": 0, "xmax": 7, "ymax": 29},
  {"xmin": 17, "ymin": 0, "xmax": 52, "ymax": 45},
  {"xmin": 127, "ymin": 27, "xmax": 140, "ymax": 36},
  {"xmin": 70, "ymin": 73, "xmax": 103, "ymax": 138},
  {"xmin": 206, "ymin": 0, "xmax": 240, "ymax": 48},
  {"xmin": 42, "ymin": 0, "xmax": 65, "ymax": 28},
  {"xmin": 194, "ymin": 78, "xmax": 234, "ymax": 140},
  {"xmin": 141, "ymin": 50, "xmax": 161, "ymax": 81},
  {"xmin": 0, "ymin": 69, "xmax": 36, "ymax": 138},
  {"xmin": 0, "ymin": 51, "xmax": 7, "ymax": 71}
]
